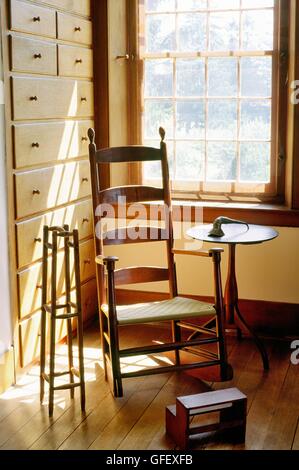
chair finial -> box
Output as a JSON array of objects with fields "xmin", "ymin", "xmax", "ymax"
[
  {"xmin": 159, "ymin": 127, "xmax": 166, "ymax": 142},
  {"xmin": 88, "ymin": 128, "xmax": 95, "ymax": 145}
]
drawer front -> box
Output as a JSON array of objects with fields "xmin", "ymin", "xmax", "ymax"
[
  {"xmin": 36, "ymin": 0, "xmax": 91, "ymax": 17},
  {"xmin": 57, "ymin": 13, "xmax": 92, "ymax": 45},
  {"xmin": 10, "ymin": 0, "xmax": 56, "ymax": 38},
  {"xmin": 19, "ymin": 276, "xmax": 96, "ymax": 368},
  {"xmin": 15, "ymin": 160, "xmax": 91, "ymax": 219},
  {"xmin": 14, "ymin": 120, "xmax": 93, "ymax": 169},
  {"xmin": 19, "ymin": 307, "xmax": 68, "ymax": 368},
  {"xmin": 11, "ymin": 36, "xmax": 57, "ymax": 75},
  {"xmin": 58, "ymin": 45, "xmax": 93, "ymax": 78},
  {"xmin": 81, "ymin": 278, "xmax": 97, "ymax": 323},
  {"xmin": 12, "ymin": 77, "xmax": 94, "ymax": 121},
  {"xmin": 16, "ymin": 199, "xmax": 94, "ymax": 268},
  {"xmin": 18, "ymin": 239, "xmax": 96, "ymax": 318}
]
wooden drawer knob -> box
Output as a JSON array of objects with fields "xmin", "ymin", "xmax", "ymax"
[
  {"xmin": 34, "ymin": 237, "xmax": 42, "ymax": 243},
  {"xmin": 30, "ymin": 96, "xmax": 38, "ymax": 101},
  {"xmin": 81, "ymin": 136, "xmax": 88, "ymax": 141},
  {"xmin": 82, "ymin": 177, "xmax": 88, "ymax": 183},
  {"xmin": 76, "ymin": 59, "xmax": 83, "ymax": 64},
  {"xmin": 74, "ymin": 26, "xmax": 81, "ymax": 32},
  {"xmin": 32, "ymin": 189, "xmax": 40, "ymax": 195},
  {"xmin": 34, "ymin": 53, "xmax": 42, "ymax": 59},
  {"xmin": 82, "ymin": 218, "xmax": 89, "ymax": 223},
  {"xmin": 33, "ymin": 16, "xmax": 41, "ymax": 22},
  {"xmin": 32, "ymin": 142, "xmax": 40, "ymax": 148},
  {"xmin": 36, "ymin": 284, "xmax": 42, "ymax": 290},
  {"xmin": 81, "ymin": 97, "xmax": 87, "ymax": 102}
]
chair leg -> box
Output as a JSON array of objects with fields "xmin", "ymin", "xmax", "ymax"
[
  {"xmin": 172, "ymin": 320, "xmax": 181, "ymax": 366},
  {"xmin": 108, "ymin": 322, "xmax": 123, "ymax": 398}
]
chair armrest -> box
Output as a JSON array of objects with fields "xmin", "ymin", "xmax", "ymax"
[{"xmin": 172, "ymin": 248, "xmax": 224, "ymax": 258}]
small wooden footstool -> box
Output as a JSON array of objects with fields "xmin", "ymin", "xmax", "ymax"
[{"xmin": 166, "ymin": 387, "xmax": 247, "ymax": 450}]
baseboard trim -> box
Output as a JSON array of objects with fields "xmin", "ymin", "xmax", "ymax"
[
  {"xmin": 116, "ymin": 289, "xmax": 299, "ymax": 338},
  {"xmin": 0, "ymin": 348, "xmax": 15, "ymax": 394}
]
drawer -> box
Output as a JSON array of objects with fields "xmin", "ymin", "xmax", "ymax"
[
  {"xmin": 11, "ymin": 36, "xmax": 57, "ymax": 75},
  {"xmin": 57, "ymin": 13, "xmax": 92, "ymax": 45},
  {"xmin": 10, "ymin": 0, "xmax": 56, "ymax": 39},
  {"xmin": 36, "ymin": 0, "xmax": 91, "ymax": 17},
  {"xmin": 19, "ymin": 276, "xmax": 96, "ymax": 368},
  {"xmin": 14, "ymin": 120, "xmax": 93, "ymax": 169},
  {"xmin": 15, "ymin": 160, "xmax": 91, "ymax": 219},
  {"xmin": 18, "ymin": 239, "xmax": 96, "ymax": 318},
  {"xmin": 81, "ymin": 278, "xmax": 97, "ymax": 323},
  {"xmin": 19, "ymin": 305, "xmax": 68, "ymax": 368},
  {"xmin": 58, "ymin": 45, "xmax": 93, "ymax": 78},
  {"xmin": 12, "ymin": 77, "xmax": 94, "ymax": 120},
  {"xmin": 16, "ymin": 199, "xmax": 94, "ymax": 268}
]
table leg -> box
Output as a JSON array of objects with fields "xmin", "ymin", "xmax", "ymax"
[{"xmin": 224, "ymin": 244, "xmax": 269, "ymax": 371}]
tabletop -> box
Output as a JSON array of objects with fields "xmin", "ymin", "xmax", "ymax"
[{"xmin": 187, "ymin": 223, "xmax": 278, "ymax": 245}]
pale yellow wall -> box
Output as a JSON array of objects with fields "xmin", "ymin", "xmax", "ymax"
[{"xmin": 105, "ymin": 223, "xmax": 299, "ymax": 304}]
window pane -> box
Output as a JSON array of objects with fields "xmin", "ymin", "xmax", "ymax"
[
  {"xmin": 144, "ymin": 140, "xmax": 174, "ymax": 179},
  {"xmin": 207, "ymin": 142, "xmax": 237, "ymax": 181},
  {"xmin": 241, "ymin": 57, "xmax": 272, "ymax": 97},
  {"xmin": 176, "ymin": 101, "xmax": 205, "ymax": 138},
  {"xmin": 242, "ymin": 0, "xmax": 274, "ymax": 7},
  {"xmin": 146, "ymin": 14, "xmax": 175, "ymax": 52},
  {"xmin": 175, "ymin": 141, "xmax": 205, "ymax": 180},
  {"xmin": 207, "ymin": 100, "xmax": 237, "ymax": 139},
  {"xmin": 177, "ymin": 13, "xmax": 207, "ymax": 51},
  {"xmin": 208, "ymin": 58, "xmax": 237, "ymax": 97},
  {"xmin": 177, "ymin": 0, "xmax": 207, "ymax": 9},
  {"xmin": 176, "ymin": 59, "xmax": 205, "ymax": 96},
  {"xmin": 145, "ymin": 60, "xmax": 173, "ymax": 97},
  {"xmin": 145, "ymin": 0, "xmax": 175, "ymax": 12},
  {"xmin": 144, "ymin": 100, "xmax": 174, "ymax": 139},
  {"xmin": 240, "ymin": 142, "xmax": 271, "ymax": 182},
  {"xmin": 209, "ymin": 12, "xmax": 239, "ymax": 51},
  {"xmin": 242, "ymin": 10, "xmax": 273, "ymax": 50},
  {"xmin": 209, "ymin": 0, "xmax": 240, "ymax": 9},
  {"xmin": 240, "ymin": 100, "xmax": 271, "ymax": 140}
]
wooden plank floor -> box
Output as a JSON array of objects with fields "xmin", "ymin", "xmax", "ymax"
[{"xmin": 0, "ymin": 323, "xmax": 298, "ymax": 450}]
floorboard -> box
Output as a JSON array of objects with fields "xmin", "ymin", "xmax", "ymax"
[{"xmin": 0, "ymin": 324, "xmax": 297, "ymax": 451}]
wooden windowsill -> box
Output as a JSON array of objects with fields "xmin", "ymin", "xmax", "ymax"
[{"xmin": 141, "ymin": 200, "xmax": 299, "ymax": 227}]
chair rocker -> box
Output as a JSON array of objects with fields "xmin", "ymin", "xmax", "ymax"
[{"xmin": 88, "ymin": 127, "xmax": 233, "ymax": 398}]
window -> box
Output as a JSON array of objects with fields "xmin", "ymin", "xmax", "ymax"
[{"xmin": 138, "ymin": 0, "xmax": 286, "ymax": 199}]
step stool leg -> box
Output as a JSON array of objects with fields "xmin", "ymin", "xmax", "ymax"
[
  {"xmin": 49, "ymin": 231, "xmax": 58, "ymax": 417},
  {"xmin": 176, "ymin": 401, "xmax": 190, "ymax": 450},
  {"xmin": 40, "ymin": 226, "xmax": 49, "ymax": 403},
  {"xmin": 40, "ymin": 225, "xmax": 49, "ymax": 403},
  {"xmin": 64, "ymin": 225, "xmax": 74, "ymax": 399},
  {"xmin": 74, "ymin": 230, "xmax": 86, "ymax": 412}
]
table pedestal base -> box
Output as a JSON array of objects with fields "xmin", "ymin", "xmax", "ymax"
[{"xmin": 225, "ymin": 244, "xmax": 269, "ymax": 371}]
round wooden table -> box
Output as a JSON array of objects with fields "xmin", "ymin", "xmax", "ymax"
[{"xmin": 187, "ymin": 223, "xmax": 278, "ymax": 370}]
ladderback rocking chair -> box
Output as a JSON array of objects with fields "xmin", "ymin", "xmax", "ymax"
[{"xmin": 88, "ymin": 127, "xmax": 233, "ymax": 397}]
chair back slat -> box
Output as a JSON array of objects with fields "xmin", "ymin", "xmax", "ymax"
[
  {"xmin": 103, "ymin": 227, "xmax": 168, "ymax": 246},
  {"xmin": 100, "ymin": 185, "xmax": 164, "ymax": 205},
  {"xmin": 114, "ymin": 266, "xmax": 169, "ymax": 286},
  {"xmin": 95, "ymin": 146, "xmax": 161, "ymax": 163}
]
